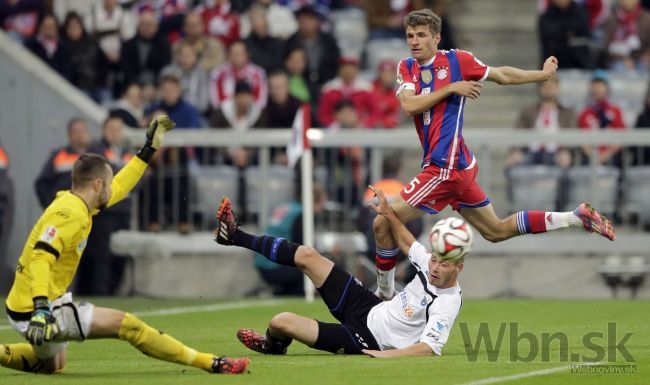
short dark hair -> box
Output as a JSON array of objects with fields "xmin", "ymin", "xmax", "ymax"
[
  {"xmin": 235, "ymin": 81, "xmax": 253, "ymax": 95},
  {"xmin": 334, "ymin": 99, "xmax": 355, "ymax": 112},
  {"xmin": 103, "ymin": 114, "xmax": 123, "ymax": 129},
  {"xmin": 72, "ymin": 153, "xmax": 110, "ymax": 188},
  {"xmin": 404, "ymin": 9, "xmax": 442, "ymax": 35}
]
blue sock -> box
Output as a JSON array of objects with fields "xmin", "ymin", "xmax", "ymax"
[{"xmin": 231, "ymin": 230, "xmax": 298, "ymax": 266}]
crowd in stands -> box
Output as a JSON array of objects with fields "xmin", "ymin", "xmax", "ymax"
[{"xmin": 539, "ymin": 0, "xmax": 650, "ymax": 70}]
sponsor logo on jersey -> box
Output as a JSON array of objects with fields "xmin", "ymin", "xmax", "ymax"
[
  {"xmin": 436, "ymin": 68, "xmax": 448, "ymax": 80},
  {"xmin": 421, "ymin": 69, "xmax": 432, "ymax": 84},
  {"xmin": 399, "ymin": 291, "xmax": 415, "ymax": 319},
  {"xmin": 40, "ymin": 226, "xmax": 58, "ymax": 243}
]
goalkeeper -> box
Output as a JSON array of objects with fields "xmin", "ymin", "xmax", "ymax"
[{"xmin": 1, "ymin": 116, "xmax": 249, "ymax": 375}]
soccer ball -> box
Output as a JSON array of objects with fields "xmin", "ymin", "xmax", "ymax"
[{"xmin": 428, "ymin": 217, "xmax": 474, "ymax": 262}]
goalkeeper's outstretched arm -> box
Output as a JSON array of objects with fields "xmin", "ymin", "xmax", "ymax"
[{"xmin": 104, "ymin": 115, "xmax": 175, "ymax": 209}]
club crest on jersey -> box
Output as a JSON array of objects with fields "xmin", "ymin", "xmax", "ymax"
[
  {"xmin": 40, "ymin": 226, "xmax": 58, "ymax": 243},
  {"xmin": 421, "ymin": 69, "xmax": 432, "ymax": 84},
  {"xmin": 437, "ymin": 68, "xmax": 448, "ymax": 80}
]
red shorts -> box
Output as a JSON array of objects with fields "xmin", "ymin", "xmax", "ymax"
[{"xmin": 399, "ymin": 164, "xmax": 490, "ymax": 214}]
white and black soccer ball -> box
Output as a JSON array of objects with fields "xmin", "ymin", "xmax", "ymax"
[{"xmin": 428, "ymin": 217, "xmax": 474, "ymax": 262}]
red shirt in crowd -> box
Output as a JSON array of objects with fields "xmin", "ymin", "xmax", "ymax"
[
  {"xmin": 198, "ymin": 1, "xmax": 240, "ymax": 46},
  {"xmin": 318, "ymin": 77, "xmax": 378, "ymax": 127},
  {"xmin": 578, "ymin": 100, "xmax": 627, "ymax": 154},
  {"xmin": 370, "ymin": 80, "xmax": 401, "ymax": 128},
  {"xmin": 209, "ymin": 62, "xmax": 268, "ymax": 109}
]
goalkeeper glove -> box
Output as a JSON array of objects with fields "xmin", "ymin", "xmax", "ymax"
[
  {"xmin": 136, "ymin": 115, "xmax": 176, "ymax": 162},
  {"xmin": 26, "ymin": 297, "xmax": 59, "ymax": 346}
]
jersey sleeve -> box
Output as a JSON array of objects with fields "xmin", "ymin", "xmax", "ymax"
[
  {"xmin": 101, "ymin": 156, "xmax": 148, "ymax": 214},
  {"xmin": 408, "ymin": 241, "xmax": 431, "ymax": 271},
  {"xmin": 419, "ymin": 296, "xmax": 462, "ymax": 355},
  {"xmin": 396, "ymin": 58, "xmax": 416, "ymax": 96},
  {"xmin": 455, "ymin": 50, "xmax": 490, "ymax": 82},
  {"xmin": 30, "ymin": 209, "xmax": 80, "ymax": 298}
]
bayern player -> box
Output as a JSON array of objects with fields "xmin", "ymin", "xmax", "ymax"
[
  {"xmin": 214, "ymin": 190, "xmax": 465, "ymax": 358},
  {"xmin": 374, "ymin": 9, "xmax": 616, "ymax": 300}
]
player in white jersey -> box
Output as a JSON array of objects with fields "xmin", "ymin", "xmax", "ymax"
[{"xmin": 214, "ymin": 188, "xmax": 464, "ymax": 357}]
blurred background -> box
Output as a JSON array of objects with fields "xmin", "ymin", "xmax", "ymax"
[{"xmin": 0, "ymin": 0, "xmax": 649, "ymax": 301}]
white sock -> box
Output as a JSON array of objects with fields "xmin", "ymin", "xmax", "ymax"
[
  {"xmin": 544, "ymin": 211, "xmax": 581, "ymax": 231},
  {"xmin": 377, "ymin": 267, "xmax": 395, "ymax": 295}
]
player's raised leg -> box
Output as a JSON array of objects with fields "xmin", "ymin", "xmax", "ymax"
[
  {"xmin": 215, "ymin": 197, "xmax": 335, "ymax": 287},
  {"xmin": 237, "ymin": 313, "xmax": 319, "ymax": 355},
  {"xmin": 87, "ymin": 307, "xmax": 249, "ymax": 374},
  {"xmin": 459, "ymin": 202, "xmax": 615, "ymax": 242}
]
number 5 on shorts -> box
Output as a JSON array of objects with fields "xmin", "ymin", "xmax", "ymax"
[{"xmin": 404, "ymin": 177, "xmax": 421, "ymax": 194}]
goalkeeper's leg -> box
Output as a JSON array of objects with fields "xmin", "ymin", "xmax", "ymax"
[
  {"xmin": 0, "ymin": 343, "xmax": 66, "ymax": 374},
  {"xmin": 89, "ymin": 307, "xmax": 248, "ymax": 374}
]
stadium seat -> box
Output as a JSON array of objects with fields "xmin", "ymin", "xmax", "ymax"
[
  {"xmin": 564, "ymin": 166, "xmax": 620, "ymax": 215},
  {"xmin": 623, "ymin": 166, "xmax": 650, "ymax": 225},
  {"xmin": 507, "ymin": 165, "xmax": 564, "ymax": 212},
  {"xmin": 330, "ymin": 8, "xmax": 368, "ymax": 59},
  {"xmin": 192, "ymin": 165, "xmax": 239, "ymax": 227},
  {"xmin": 365, "ymin": 39, "xmax": 411, "ymax": 72},
  {"xmin": 245, "ymin": 165, "xmax": 295, "ymax": 216}
]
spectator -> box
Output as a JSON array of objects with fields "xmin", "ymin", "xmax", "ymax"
[
  {"xmin": 602, "ymin": 0, "xmax": 650, "ymax": 71},
  {"xmin": 371, "ymin": 60, "xmax": 401, "ymax": 128},
  {"xmin": 363, "ymin": 0, "xmax": 410, "ymax": 40},
  {"xmin": 284, "ymin": 5, "xmax": 340, "ymax": 93},
  {"xmin": 61, "ymin": 11, "xmax": 110, "ymax": 104},
  {"xmin": 239, "ymin": 0, "xmax": 297, "ymax": 39},
  {"xmin": 578, "ymin": 70, "xmax": 627, "ymax": 166},
  {"xmin": 110, "ymin": 83, "xmax": 146, "ymax": 128},
  {"xmin": 152, "ymin": 74, "xmax": 202, "ymax": 129},
  {"xmin": 0, "ymin": 140, "xmax": 12, "ymax": 290},
  {"xmin": 198, "ymin": 0, "xmax": 240, "ymax": 46},
  {"xmin": 284, "ymin": 45, "xmax": 313, "ymax": 102},
  {"xmin": 209, "ymin": 40, "xmax": 268, "ymax": 110},
  {"xmin": 0, "ymin": 0, "xmax": 46, "ymax": 42},
  {"xmin": 210, "ymin": 81, "xmax": 263, "ymax": 215},
  {"xmin": 261, "ymin": 70, "xmax": 302, "ymax": 164},
  {"xmin": 277, "ymin": 0, "xmax": 332, "ymax": 18},
  {"xmin": 254, "ymin": 184, "xmax": 328, "ymax": 296},
  {"xmin": 318, "ymin": 56, "xmax": 377, "ymax": 127},
  {"xmin": 85, "ymin": 0, "xmax": 137, "ymax": 67},
  {"xmin": 24, "ymin": 13, "xmax": 71, "ymax": 80},
  {"xmin": 325, "ymin": 99, "xmax": 365, "ymax": 199},
  {"xmin": 172, "ymin": 11, "xmax": 226, "ymax": 72},
  {"xmin": 146, "ymin": 76, "xmax": 201, "ymax": 234},
  {"xmin": 120, "ymin": 9, "xmax": 172, "ymax": 93},
  {"xmin": 243, "ymin": 6, "xmax": 284, "ymax": 73},
  {"xmin": 133, "ymin": 0, "xmax": 188, "ymax": 43},
  {"xmin": 78, "ymin": 115, "xmax": 133, "ymax": 295},
  {"xmin": 261, "ymin": 70, "xmax": 302, "ymax": 128},
  {"xmin": 210, "ymin": 81, "xmax": 263, "ymax": 132},
  {"xmin": 161, "ymin": 41, "xmax": 211, "ymax": 114},
  {"xmin": 632, "ymin": 84, "xmax": 650, "ymax": 164},
  {"xmin": 54, "ymin": 0, "xmax": 99, "ymax": 23},
  {"xmin": 34, "ymin": 117, "xmax": 90, "ymax": 208},
  {"xmin": 538, "ymin": 0, "xmax": 611, "ymax": 31},
  {"xmin": 508, "ymin": 77, "xmax": 575, "ymax": 168},
  {"xmin": 539, "ymin": 0, "xmax": 594, "ymax": 69}
]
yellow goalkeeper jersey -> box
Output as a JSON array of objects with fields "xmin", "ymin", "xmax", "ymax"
[{"xmin": 5, "ymin": 156, "xmax": 148, "ymax": 317}]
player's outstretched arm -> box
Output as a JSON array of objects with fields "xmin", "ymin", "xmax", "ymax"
[
  {"xmin": 398, "ymin": 81, "xmax": 482, "ymax": 116},
  {"xmin": 368, "ymin": 185, "xmax": 417, "ymax": 256},
  {"xmin": 104, "ymin": 115, "xmax": 176, "ymax": 209},
  {"xmin": 362, "ymin": 342, "xmax": 434, "ymax": 358},
  {"xmin": 487, "ymin": 56, "xmax": 558, "ymax": 86}
]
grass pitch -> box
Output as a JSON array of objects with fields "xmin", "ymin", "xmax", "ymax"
[{"xmin": 1, "ymin": 298, "xmax": 647, "ymax": 385}]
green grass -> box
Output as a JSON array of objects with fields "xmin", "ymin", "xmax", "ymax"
[{"xmin": 1, "ymin": 298, "xmax": 648, "ymax": 385}]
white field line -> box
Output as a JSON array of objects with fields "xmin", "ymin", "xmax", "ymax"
[
  {"xmin": 0, "ymin": 299, "xmax": 286, "ymax": 331},
  {"xmin": 456, "ymin": 362, "xmax": 602, "ymax": 385}
]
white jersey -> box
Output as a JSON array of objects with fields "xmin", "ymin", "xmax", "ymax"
[{"xmin": 366, "ymin": 241, "xmax": 463, "ymax": 355}]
